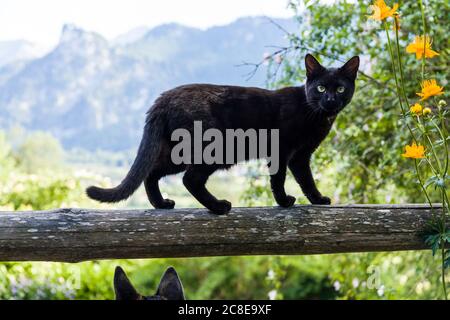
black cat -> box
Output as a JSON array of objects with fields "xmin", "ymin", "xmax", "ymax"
[
  {"xmin": 87, "ymin": 54, "xmax": 359, "ymax": 214},
  {"xmin": 114, "ymin": 266, "xmax": 185, "ymax": 300}
]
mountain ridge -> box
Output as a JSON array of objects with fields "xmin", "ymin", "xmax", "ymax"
[{"xmin": 0, "ymin": 16, "xmax": 296, "ymax": 151}]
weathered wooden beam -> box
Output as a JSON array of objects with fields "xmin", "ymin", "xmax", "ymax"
[{"xmin": 0, "ymin": 204, "xmax": 441, "ymax": 262}]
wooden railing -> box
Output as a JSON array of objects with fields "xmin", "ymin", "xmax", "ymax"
[{"xmin": 0, "ymin": 204, "xmax": 439, "ymax": 262}]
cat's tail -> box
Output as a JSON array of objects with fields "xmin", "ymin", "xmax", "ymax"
[{"xmin": 86, "ymin": 118, "xmax": 163, "ymax": 203}]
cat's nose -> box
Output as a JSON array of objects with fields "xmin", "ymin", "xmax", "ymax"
[{"xmin": 326, "ymin": 95, "xmax": 336, "ymax": 102}]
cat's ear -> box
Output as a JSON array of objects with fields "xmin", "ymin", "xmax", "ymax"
[
  {"xmin": 114, "ymin": 266, "xmax": 141, "ymax": 300},
  {"xmin": 156, "ymin": 267, "xmax": 185, "ymax": 300},
  {"xmin": 305, "ymin": 54, "xmax": 325, "ymax": 78},
  {"xmin": 339, "ymin": 56, "xmax": 360, "ymax": 81}
]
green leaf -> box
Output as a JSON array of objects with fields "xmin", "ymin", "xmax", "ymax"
[
  {"xmin": 444, "ymin": 250, "xmax": 450, "ymax": 270},
  {"xmin": 425, "ymin": 234, "xmax": 441, "ymax": 256}
]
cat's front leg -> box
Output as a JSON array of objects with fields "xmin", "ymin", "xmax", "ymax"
[
  {"xmin": 270, "ymin": 162, "xmax": 296, "ymax": 208},
  {"xmin": 288, "ymin": 152, "xmax": 331, "ymax": 205}
]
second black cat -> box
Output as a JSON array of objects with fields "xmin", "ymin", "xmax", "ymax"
[{"xmin": 87, "ymin": 54, "xmax": 359, "ymax": 214}]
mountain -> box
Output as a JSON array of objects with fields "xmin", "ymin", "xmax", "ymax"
[
  {"xmin": 0, "ymin": 40, "xmax": 47, "ymax": 67},
  {"xmin": 112, "ymin": 26, "xmax": 151, "ymax": 46},
  {"xmin": 0, "ymin": 17, "xmax": 296, "ymax": 151}
]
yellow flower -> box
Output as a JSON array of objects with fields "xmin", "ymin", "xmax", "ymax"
[
  {"xmin": 402, "ymin": 143, "xmax": 425, "ymax": 159},
  {"xmin": 406, "ymin": 36, "xmax": 439, "ymax": 59},
  {"xmin": 368, "ymin": 0, "xmax": 399, "ymax": 21},
  {"xmin": 416, "ymin": 79, "xmax": 445, "ymax": 101},
  {"xmin": 422, "ymin": 107, "xmax": 432, "ymax": 115},
  {"xmin": 410, "ymin": 103, "xmax": 423, "ymax": 115}
]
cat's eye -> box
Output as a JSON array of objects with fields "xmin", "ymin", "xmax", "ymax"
[
  {"xmin": 317, "ymin": 85, "xmax": 326, "ymax": 93},
  {"xmin": 337, "ymin": 86, "xmax": 345, "ymax": 93}
]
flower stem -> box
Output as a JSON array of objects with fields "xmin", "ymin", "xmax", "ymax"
[
  {"xmin": 443, "ymin": 188, "xmax": 450, "ymax": 214},
  {"xmin": 418, "ymin": 0, "xmax": 449, "ymax": 300},
  {"xmin": 441, "ymin": 245, "xmax": 448, "ymax": 300},
  {"xmin": 419, "ymin": 0, "xmax": 427, "ymax": 80},
  {"xmin": 383, "ymin": 22, "xmax": 417, "ymax": 142},
  {"xmin": 414, "ymin": 159, "xmax": 434, "ymax": 210},
  {"xmin": 441, "ymin": 188, "xmax": 448, "ymax": 300},
  {"xmin": 425, "ymin": 133, "xmax": 443, "ymax": 173},
  {"xmin": 394, "ymin": 21, "xmax": 411, "ymax": 107},
  {"xmin": 431, "ymin": 119, "xmax": 449, "ymax": 176},
  {"xmin": 384, "ymin": 23, "xmax": 403, "ymax": 111}
]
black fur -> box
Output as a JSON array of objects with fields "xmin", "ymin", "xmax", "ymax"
[
  {"xmin": 86, "ymin": 116, "xmax": 163, "ymax": 203},
  {"xmin": 87, "ymin": 54, "xmax": 359, "ymax": 214},
  {"xmin": 114, "ymin": 266, "xmax": 185, "ymax": 300}
]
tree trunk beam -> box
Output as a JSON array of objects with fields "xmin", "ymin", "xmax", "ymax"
[{"xmin": 0, "ymin": 204, "xmax": 440, "ymax": 262}]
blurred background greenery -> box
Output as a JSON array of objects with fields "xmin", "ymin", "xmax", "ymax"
[{"xmin": 0, "ymin": 0, "xmax": 448, "ymax": 299}]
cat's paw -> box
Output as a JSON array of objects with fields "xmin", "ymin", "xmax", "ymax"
[
  {"xmin": 209, "ymin": 200, "xmax": 232, "ymax": 215},
  {"xmin": 277, "ymin": 195, "xmax": 296, "ymax": 208},
  {"xmin": 309, "ymin": 195, "xmax": 331, "ymax": 205},
  {"xmin": 160, "ymin": 199, "xmax": 175, "ymax": 209}
]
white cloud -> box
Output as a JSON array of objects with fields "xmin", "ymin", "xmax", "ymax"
[{"xmin": 0, "ymin": 0, "xmax": 294, "ymax": 48}]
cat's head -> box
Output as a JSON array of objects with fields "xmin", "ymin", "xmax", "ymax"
[
  {"xmin": 304, "ymin": 54, "xmax": 360, "ymax": 116},
  {"xmin": 114, "ymin": 266, "xmax": 185, "ymax": 300}
]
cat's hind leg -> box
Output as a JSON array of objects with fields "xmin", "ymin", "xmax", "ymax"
[
  {"xmin": 144, "ymin": 175, "xmax": 175, "ymax": 209},
  {"xmin": 182, "ymin": 165, "xmax": 231, "ymax": 215}
]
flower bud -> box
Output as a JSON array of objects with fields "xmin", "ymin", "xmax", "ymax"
[{"xmin": 423, "ymin": 107, "xmax": 432, "ymax": 116}]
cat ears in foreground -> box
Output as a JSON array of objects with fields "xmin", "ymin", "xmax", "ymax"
[
  {"xmin": 155, "ymin": 267, "xmax": 185, "ymax": 300},
  {"xmin": 114, "ymin": 266, "xmax": 185, "ymax": 300},
  {"xmin": 305, "ymin": 54, "xmax": 360, "ymax": 81}
]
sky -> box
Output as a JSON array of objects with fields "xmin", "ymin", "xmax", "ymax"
[{"xmin": 0, "ymin": 0, "xmax": 295, "ymax": 48}]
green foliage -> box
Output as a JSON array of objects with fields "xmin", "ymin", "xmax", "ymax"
[
  {"xmin": 16, "ymin": 131, "xmax": 64, "ymax": 174},
  {"xmin": 0, "ymin": 130, "xmax": 90, "ymax": 211},
  {"xmin": 267, "ymin": 0, "xmax": 448, "ymax": 204},
  {"xmin": 0, "ymin": 263, "xmax": 79, "ymax": 299},
  {"xmin": 242, "ymin": 0, "xmax": 449, "ymax": 299},
  {"xmin": 241, "ymin": 162, "xmax": 276, "ymax": 207},
  {"xmin": 0, "ymin": 258, "xmax": 324, "ymax": 300},
  {"xmin": 1, "ymin": 254, "xmax": 445, "ymax": 300},
  {"xmin": 1, "ymin": 176, "xmax": 79, "ymax": 211},
  {"xmin": 0, "ymin": 132, "xmax": 16, "ymax": 180}
]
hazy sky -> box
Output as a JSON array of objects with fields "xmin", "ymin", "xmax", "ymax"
[{"xmin": 1, "ymin": 0, "xmax": 295, "ymax": 48}]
